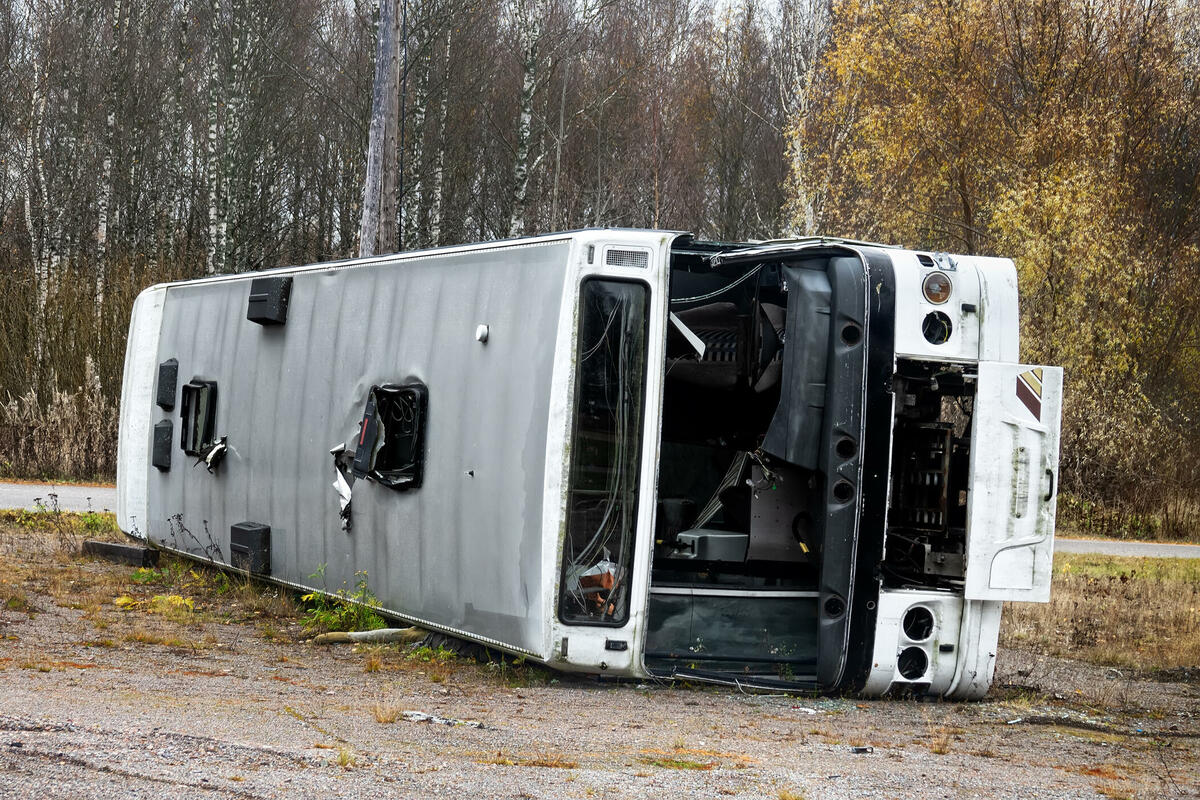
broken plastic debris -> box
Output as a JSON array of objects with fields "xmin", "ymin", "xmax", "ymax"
[
  {"xmin": 329, "ymin": 442, "xmax": 356, "ymax": 532},
  {"xmin": 849, "ymin": 746, "xmax": 873, "ymax": 754},
  {"xmin": 401, "ymin": 711, "xmax": 484, "ymax": 728}
]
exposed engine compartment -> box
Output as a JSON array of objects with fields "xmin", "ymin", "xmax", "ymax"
[{"xmin": 883, "ymin": 360, "xmax": 977, "ymax": 591}]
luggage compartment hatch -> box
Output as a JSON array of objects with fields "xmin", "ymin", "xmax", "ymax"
[{"xmin": 964, "ymin": 362, "xmax": 1063, "ymax": 602}]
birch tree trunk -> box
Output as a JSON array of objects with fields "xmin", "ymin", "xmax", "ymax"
[
  {"xmin": 778, "ymin": 0, "xmax": 831, "ymax": 237},
  {"xmin": 96, "ymin": 0, "xmax": 121, "ymax": 316},
  {"xmin": 379, "ymin": 0, "xmax": 402, "ymax": 253},
  {"xmin": 205, "ymin": 0, "xmax": 224, "ymax": 274},
  {"xmin": 24, "ymin": 60, "xmax": 49, "ymax": 372},
  {"xmin": 429, "ymin": 27, "xmax": 452, "ymax": 247},
  {"xmin": 402, "ymin": 40, "xmax": 428, "ymax": 249},
  {"xmin": 168, "ymin": 15, "xmax": 189, "ymax": 267},
  {"xmin": 507, "ymin": 10, "xmax": 540, "ymax": 238},
  {"xmin": 359, "ymin": 0, "xmax": 397, "ymax": 258}
]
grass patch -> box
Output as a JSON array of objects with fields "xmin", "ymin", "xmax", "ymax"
[
  {"xmin": 478, "ymin": 751, "xmax": 579, "ymax": 768},
  {"xmin": 122, "ymin": 628, "xmax": 207, "ymax": 650},
  {"xmin": 1001, "ymin": 553, "xmax": 1200, "ymax": 670},
  {"xmin": 637, "ymin": 756, "xmax": 715, "ymax": 770},
  {"xmin": 300, "ymin": 566, "xmax": 386, "ymax": 632},
  {"xmin": 373, "ymin": 702, "xmax": 402, "ymax": 723}
]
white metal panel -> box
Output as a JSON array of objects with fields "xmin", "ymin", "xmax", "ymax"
[
  {"xmin": 116, "ymin": 285, "xmax": 166, "ymax": 537},
  {"xmin": 862, "ymin": 590, "xmax": 963, "ymax": 696},
  {"xmin": 889, "ymin": 250, "xmax": 983, "ymax": 361},
  {"xmin": 964, "ymin": 362, "xmax": 1063, "ymax": 601}
]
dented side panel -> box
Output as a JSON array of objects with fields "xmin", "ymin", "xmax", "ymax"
[{"xmin": 143, "ymin": 240, "xmax": 570, "ymax": 656}]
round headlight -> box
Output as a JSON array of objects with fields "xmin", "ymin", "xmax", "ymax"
[{"xmin": 922, "ymin": 271, "xmax": 952, "ymax": 304}]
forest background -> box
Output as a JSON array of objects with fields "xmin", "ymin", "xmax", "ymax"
[{"xmin": 1, "ymin": 0, "xmax": 1198, "ymax": 539}]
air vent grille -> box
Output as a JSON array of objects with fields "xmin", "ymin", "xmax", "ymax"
[
  {"xmin": 916, "ymin": 253, "xmax": 936, "ymax": 268},
  {"xmin": 605, "ymin": 248, "xmax": 649, "ymax": 268}
]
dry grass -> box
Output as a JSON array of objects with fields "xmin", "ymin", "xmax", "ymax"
[
  {"xmin": 478, "ymin": 751, "xmax": 579, "ymax": 769},
  {"xmin": 1001, "ymin": 553, "xmax": 1200, "ymax": 670},
  {"xmin": 637, "ymin": 755, "xmax": 715, "ymax": 770},
  {"xmin": 0, "ymin": 515, "xmax": 304, "ymax": 656},
  {"xmin": 372, "ymin": 702, "xmax": 402, "ymax": 723},
  {"xmin": 0, "ymin": 365, "xmax": 118, "ymax": 482}
]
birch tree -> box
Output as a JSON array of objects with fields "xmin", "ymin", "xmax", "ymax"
[{"xmin": 359, "ymin": 0, "xmax": 398, "ymax": 258}]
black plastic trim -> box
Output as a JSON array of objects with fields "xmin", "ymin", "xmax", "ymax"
[
  {"xmin": 246, "ymin": 276, "xmax": 292, "ymax": 326},
  {"xmin": 152, "ymin": 420, "xmax": 172, "ymax": 471},
  {"xmin": 814, "ymin": 254, "xmax": 870, "ymax": 690},
  {"xmin": 156, "ymin": 359, "xmax": 178, "ymax": 410},
  {"xmin": 839, "ymin": 247, "xmax": 897, "ymax": 692}
]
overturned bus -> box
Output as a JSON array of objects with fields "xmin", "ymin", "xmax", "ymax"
[{"xmin": 116, "ymin": 229, "xmax": 1062, "ymax": 698}]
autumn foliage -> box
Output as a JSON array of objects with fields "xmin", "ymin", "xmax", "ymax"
[
  {"xmin": 0, "ymin": 0, "xmax": 1196, "ymax": 537},
  {"xmin": 793, "ymin": 0, "xmax": 1200, "ymax": 537}
]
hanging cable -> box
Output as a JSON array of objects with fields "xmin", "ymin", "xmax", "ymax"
[{"xmin": 669, "ymin": 264, "xmax": 764, "ymax": 305}]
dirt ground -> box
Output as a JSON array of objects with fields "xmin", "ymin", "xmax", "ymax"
[{"xmin": 0, "ymin": 521, "xmax": 1197, "ymax": 800}]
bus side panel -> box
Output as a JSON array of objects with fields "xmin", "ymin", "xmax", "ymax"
[{"xmin": 143, "ymin": 241, "xmax": 569, "ymax": 656}]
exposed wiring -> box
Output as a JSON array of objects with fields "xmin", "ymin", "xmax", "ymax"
[{"xmin": 670, "ymin": 264, "xmax": 764, "ymax": 305}]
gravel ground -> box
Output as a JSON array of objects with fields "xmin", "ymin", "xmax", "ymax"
[{"xmin": 0, "ymin": 528, "xmax": 1196, "ymax": 799}]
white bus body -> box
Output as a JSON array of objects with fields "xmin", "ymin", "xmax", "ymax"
[{"xmin": 117, "ymin": 229, "xmax": 1062, "ymax": 698}]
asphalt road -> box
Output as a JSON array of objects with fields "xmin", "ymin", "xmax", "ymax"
[
  {"xmin": 0, "ymin": 482, "xmax": 1197, "ymax": 558},
  {"xmin": 0, "ymin": 482, "xmax": 116, "ymax": 514}
]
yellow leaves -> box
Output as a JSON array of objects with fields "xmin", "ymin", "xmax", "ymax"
[
  {"xmin": 147, "ymin": 594, "xmax": 194, "ymax": 614},
  {"xmin": 789, "ymin": 0, "xmax": 1200, "ymax": 506},
  {"xmin": 113, "ymin": 594, "xmax": 195, "ymax": 622}
]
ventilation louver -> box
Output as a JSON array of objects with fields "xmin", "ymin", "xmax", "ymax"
[{"xmin": 605, "ymin": 249, "xmax": 649, "ymax": 269}]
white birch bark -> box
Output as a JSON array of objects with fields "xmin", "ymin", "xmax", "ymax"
[
  {"xmin": 359, "ymin": 0, "xmax": 397, "ymax": 258},
  {"xmin": 25, "ymin": 60, "xmax": 49, "ymax": 368},
  {"xmin": 205, "ymin": 0, "xmax": 224, "ymax": 274},
  {"xmin": 402, "ymin": 40, "xmax": 428, "ymax": 249},
  {"xmin": 379, "ymin": 0, "xmax": 402, "ymax": 253},
  {"xmin": 778, "ymin": 0, "xmax": 831, "ymax": 236},
  {"xmin": 168, "ymin": 15, "xmax": 189, "ymax": 263},
  {"xmin": 95, "ymin": 0, "xmax": 121, "ymax": 314},
  {"xmin": 220, "ymin": 0, "xmax": 256, "ymax": 271},
  {"xmin": 507, "ymin": 11, "xmax": 540, "ymax": 238},
  {"xmin": 429, "ymin": 27, "xmax": 452, "ymax": 247}
]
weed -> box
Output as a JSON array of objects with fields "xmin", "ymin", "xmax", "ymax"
[
  {"xmin": 364, "ymin": 652, "xmax": 383, "ymax": 673},
  {"xmin": 146, "ymin": 594, "xmax": 196, "ymax": 624},
  {"xmin": 373, "ymin": 703, "xmax": 401, "ymax": 723},
  {"xmin": 928, "ymin": 730, "xmax": 953, "ymax": 755},
  {"xmin": 478, "ymin": 751, "xmax": 579, "ymax": 769},
  {"xmin": 637, "ymin": 756, "xmax": 715, "ymax": 770},
  {"xmin": 78, "ymin": 511, "xmax": 116, "ymax": 534},
  {"xmin": 487, "ymin": 652, "xmax": 552, "ymax": 687},
  {"xmin": 334, "ymin": 748, "xmax": 356, "ymax": 768},
  {"xmin": 301, "ymin": 565, "xmax": 386, "ymax": 632},
  {"xmin": 2, "ymin": 593, "xmax": 31, "ymax": 613},
  {"xmin": 409, "ymin": 644, "xmax": 458, "ymax": 664},
  {"xmin": 779, "ymin": 791, "xmax": 807, "ymax": 800},
  {"xmin": 130, "ymin": 567, "xmax": 165, "ymax": 585},
  {"xmin": 122, "ymin": 628, "xmax": 203, "ymax": 649}
]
